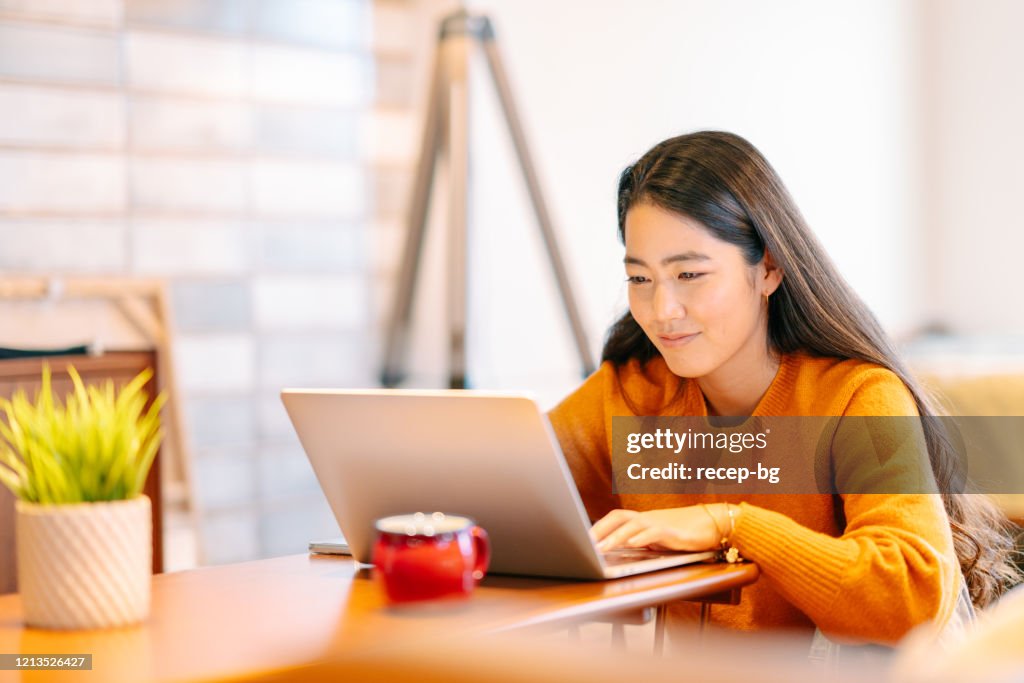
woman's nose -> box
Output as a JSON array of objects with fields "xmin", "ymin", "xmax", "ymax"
[{"xmin": 653, "ymin": 283, "xmax": 685, "ymax": 322}]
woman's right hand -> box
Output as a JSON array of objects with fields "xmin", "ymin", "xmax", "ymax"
[{"xmin": 590, "ymin": 505, "xmax": 730, "ymax": 552}]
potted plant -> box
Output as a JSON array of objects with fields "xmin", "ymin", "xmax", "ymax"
[{"xmin": 0, "ymin": 364, "xmax": 165, "ymax": 629}]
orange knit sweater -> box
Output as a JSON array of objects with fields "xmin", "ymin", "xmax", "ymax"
[{"xmin": 547, "ymin": 352, "xmax": 960, "ymax": 646}]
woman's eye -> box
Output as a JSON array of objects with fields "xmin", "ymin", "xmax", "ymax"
[
  {"xmin": 679, "ymin": 272, "xmax": 703, "ymax": 281},
  {"xmin": 626, "ymin": 275, "xmax": 648, "ymax": 285}
]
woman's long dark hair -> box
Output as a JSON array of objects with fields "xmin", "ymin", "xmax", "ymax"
[{"xmin": 605, "ymin": 130, "xmax": 1019, "ymax": 607}]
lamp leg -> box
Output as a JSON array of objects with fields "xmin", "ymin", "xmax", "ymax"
[
  {"xmin": 441, "ymin": 30, "xmax": 471, "ymax": 389},
  {"xmin": 380, "ymin": 43, "xmax": 446, "ymax": 388},
  {"xmin": 481, "ymin": 30, "xmax": 596, "ymax": 379}
]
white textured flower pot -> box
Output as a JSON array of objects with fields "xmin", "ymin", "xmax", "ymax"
[{"xmin": 15, "ymin": 495, "xmax": 152, "ymax": 629}]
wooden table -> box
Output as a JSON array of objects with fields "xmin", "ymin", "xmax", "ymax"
[{"xmin": 0, "ymin": 554, "xmax": 758, "ymax": 683}]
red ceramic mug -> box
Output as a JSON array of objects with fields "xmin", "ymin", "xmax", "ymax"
[{"xmin": 372, "ymin": 512, "xmax": 490, "ymax": 604}]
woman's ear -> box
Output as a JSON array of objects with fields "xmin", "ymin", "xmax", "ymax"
[{"xmin": 762, "ymin": 248, "xmax": 784, "ymax": 296}]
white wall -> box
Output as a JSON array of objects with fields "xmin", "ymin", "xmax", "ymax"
[
  {"xmin": 0, "ymin": 0, "xmax": 380, "ymax": 567},
  {"xmin": 400, "ymin": 0, "xmax": 925, "ymax": 405},
  {"xmin": 395, "ymin": 0, "xmax": 1024, "ymax": 403},
  {"xmin": 920, "ymin": 0, "xmax": 1024, "ymax": 336}
]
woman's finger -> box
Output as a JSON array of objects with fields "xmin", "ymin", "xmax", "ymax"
[
  {"xmin": 596, "ymin": 517, "xmax": 650, "ymax": 551},
  {"xmin": 590, "ymin": 509, "xmax": 637, "ymax": 542},
  {"xmin": 623, "ymin": 525, "xmax": 675, "ymax": 550}
]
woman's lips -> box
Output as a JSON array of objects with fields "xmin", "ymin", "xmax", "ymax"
[{"xmin": 658, "ymin": 332, "xmax": 700, "ymax": 348}]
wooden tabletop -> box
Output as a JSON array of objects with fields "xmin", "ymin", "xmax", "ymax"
[{"xmin": 0, "ymin": 554, "xmax": 758, "ymax": 683}]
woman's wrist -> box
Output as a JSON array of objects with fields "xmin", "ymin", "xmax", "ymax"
[{"xmin": 700, "ymin": 503, "xmax": 725, "ymax": 546}]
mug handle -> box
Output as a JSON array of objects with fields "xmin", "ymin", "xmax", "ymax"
[{"xmin": 470, "ymin": 525, "xmax": 491, "ymax": 582}]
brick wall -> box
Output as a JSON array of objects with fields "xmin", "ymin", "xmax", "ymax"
[{"xmin": 0, "ymin": 0, "xmax": 436, "ymax": 566}]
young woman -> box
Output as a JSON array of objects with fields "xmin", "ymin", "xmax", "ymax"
[{"xmin": 548, "ymin": 131, "xmax": 1019, "ymax": 648}]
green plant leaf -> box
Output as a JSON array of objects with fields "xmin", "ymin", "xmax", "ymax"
[{"xmin": 0, "ymin": 364, "xmax": 166, "ymax": 504}]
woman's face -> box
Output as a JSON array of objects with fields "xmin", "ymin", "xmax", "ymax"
[{"xmin": 623, "ymin": 201, "xmax": 777, "ymax": 380}]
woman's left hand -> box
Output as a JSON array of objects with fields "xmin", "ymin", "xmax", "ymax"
[{"xmin": 590, "ymin": 505, "xmax": 727, "ymax": 552}]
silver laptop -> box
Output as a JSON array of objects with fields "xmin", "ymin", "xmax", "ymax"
[{"xmin": 280, "ymin": 389, "xmax": 714, "ymax": 580}]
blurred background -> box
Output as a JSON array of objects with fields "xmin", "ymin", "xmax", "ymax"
[{"xmin": 0, "ymin": 0, "xmax": 1021, "ymax": 570}]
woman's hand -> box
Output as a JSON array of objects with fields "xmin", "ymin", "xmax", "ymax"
[{"xmin": 590, "ymin": 505, "xmax": 729, "ymax": 552}]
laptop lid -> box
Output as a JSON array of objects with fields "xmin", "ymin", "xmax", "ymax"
[
  {"xmin": 282, "ymin": 389, "xmax": 716, "ymax": 579},
  {"xmin": 281, "ymin": 388, "xmax": 612, "ymax": 579}
]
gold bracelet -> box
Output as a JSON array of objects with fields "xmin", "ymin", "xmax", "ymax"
[
  {"xmin": 723, "ymin": 504, "xmax": 741, "ymax": 563},
  {"xmin": 702, "ymin": 503, "xmax": 742, "ymax": 564}
]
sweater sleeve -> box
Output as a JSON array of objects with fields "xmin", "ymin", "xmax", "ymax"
[
  {"xmin": 730, "ymin": 371, "xmax": 960, "ymax": 645},
  {"xmin": 547, "ymin": 362, "xmax": 622, "ymax": 523}
]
